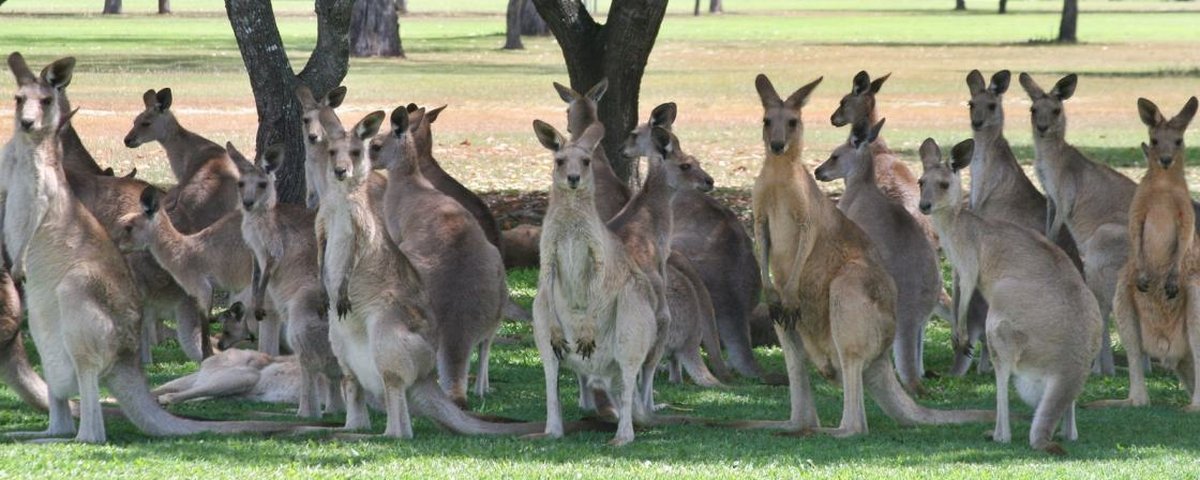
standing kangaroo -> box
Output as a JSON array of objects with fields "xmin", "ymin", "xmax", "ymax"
[
  {"xmin": 919, "ymin": 137, "xmax": 1101, "ymax": 454},
  {"xmin": 234, "ymin": 143, "xmax": 344, "ymax": 418},
  {"xmin": 814, "ymin": 119, "xmax": 941, "ymax": 394},
  {"xmin": 1019, "ymin": 72, "xmax": 1135, "ymax": 376},
  {"xmin": 1092, "ymin": 97, "xmax": 1200, "ymax": 411},
  {"xmin": 373, "ymin": 106, "xmax": 505, "ymax": 409},
  {"xmin": 296, "ymin": 84, "xmax": 346, "ymax": 209},
  {"xmin": 749, "ymin": 74, "xmax": 991, "ymax": 437},
  {"xmin": 621, "ymin": 102, "xmax": 766, "ymax": 381},
  {"xmin": 553, "ymin": 80, "xmax": 631, "ymax": 221}
]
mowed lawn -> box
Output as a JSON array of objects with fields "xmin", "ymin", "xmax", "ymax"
[{"xmin": 2, "ymin": 1, "xmax": 1200, "ymax": 478}]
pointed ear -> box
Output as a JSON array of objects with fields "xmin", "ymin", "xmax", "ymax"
[
  {"xmin": 56, "ymin": 107, "xmax": 79, "ymax": 136},
  {"xmin": 1140, "ymin": 142, "xmax": 1152, "ymax": 162},
  {"xmin": 102, "ymin": 167, "xmax": 114, "ymax": 176},
  {"xmin": 295, "ymin": 85, "xmax": 317, "ymax": 108},
  {"xmin": 425, "ymin": 105, "xmax": 447, "ymax": 124},
  {"xmin": 229, "ymin": 301, "xmax": 245, "ymax": 317},
  {"xmin": 851, "ymin": 71, "xmax": 870, "ymax": 95},
  {"xmin": 390, "ymin": 105, "xmax": 410, "ymax": 135},
  {"xmin": 142, "ymin": 89, "xmax": 158, "ymax": 109},
  {"xmin": 324, "ymin": 86, "xmax": 347, "ymax": 108},
  {"xmin": 140, "ymin": 186, "xmax": 161, "ymax": 216},
  {"xmin": 650, "ymin": 126, "xmax": 673, "ymax": 157},
  {"xmin": 553, "ymin": 82, "xmax": 578, "ymax": 104},
  {"xmin": 755, "ymin": 74, "xmax": 782, "ymax": 108},
  {"xmin": 1050, "ymin": 74, "xmax": 1077, "ymax": 101},
  {"xmin": 155, "ymin": 88, "xmax": 173, "ymax": 112},
  {"xmin": 869, "ymin": 73, "xmax": 890, "ymax": 95},
  {"xmin": 408, "ymin": 108, "xmax": 425, "ymax": 134},
  {"xmin": 577, "ymin": 122, "xmax": 606, "ymax": 153},
  {"xmin": 919, "ymin": 138, "xmax": 942, "ymax": 170},
  {"xmin": 40, "ymin": 57, "xmax": 75, "ymax": 90},
  {"xmin": 262, "ymin": 144, "xmax": 284, "ymax": 174},
  {"xmin": 225, "ymin": 141, "xmax": 253, "ymax": 171},
  {"xmin": 124, "ymin": 167, "xmax": 138, "ymax": 179},
  {"xmin": 785, "ymin": 76, "xmax": 822, "ymax": 109},
  {"xmin": 867, "ymin": 118, "xmax": 885, "ymax": 144},
  {"xmin": 1138, "ymin": 98, "xmax": 1165, "ymax": 127},
  {"xmin": 849, "ymin": 120, "xmax": 871, "ymax": 149},
  {"xmin": 585, "ymin": 78, "xmax": 608, "ymax": 103},
  {"xmin": 1018, "ymin": 72, "xmax": 1044, "ymax": 99},
  {"xmin": 650, "ymin": 102, "xmax": 677, "ymax": 129},
  {"xmin": 950, "ymin": 139, "xmax": 975, "ymax": 172},
  {"xmin": 966, "ymin": 70, "xmax": 986, "ymax": 96},
  {"xmin": 533, "ymin": 119, "xmax": 565, "ymax": 152},
  {"xmin": 1168, "ymin": 96, "xmax": 1199, "ymax": 131},
  {"xmin": 7, "ymin": 52, "xmax": 35, "ymax": 86},
  {"xmin": 354, "ymin": 111, "xmax": 386, "ymax": 140},
  {"xmin": 989, "ymin": 70, "xmax": 1011, "ymax": 95}
]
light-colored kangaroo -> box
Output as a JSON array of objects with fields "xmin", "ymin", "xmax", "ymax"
[
  {"xmin": 153, "ymin": 349, "xmax": 309, "ymax": 405},
  {"xmin": 814, "ymin": 119, "xmax": 941, "ymax": 394},
  {"xmin": 1019, "ymin": 72, "xmax": 1135, "ymax": 376},
  {"xmin": 372, "ymin": 106, "xmax": 505, "ymax": 409},
  {"xmin": 296, "ymin": 84, "xmax": 347, "ymax": 209},
  {"xmin": 553, "ymin": 80, "xmax": 631, "ymax": 221},
  {"xmin": 918, "ymin": 137, "xmax": 1100, "ymax": 455},
  {"xmin": 749, "ymin": 73, "xmax": 991, "ymax": 437},
  {"xmin": 621, "ymin": 102, "xmax": 766, "ymax": 381},
  {"xmin": 1092, "ymin": 97, "xmax": 1200, "ymax": 411},
  {"xmin": 234, "ymin": 142, "xmax": 344, "ymax": 418},
  {"xmin": 1, "ymin": 53, "xmax": 303, "ymax": 443},
  {"xmin": 530, "ymin": 119, "xmax": 659, "ymax": 446}
]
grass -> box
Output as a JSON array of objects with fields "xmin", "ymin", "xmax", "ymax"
[{"xmin": 2, "ymin": 1, "xmax": 1200, "ymax": 477}]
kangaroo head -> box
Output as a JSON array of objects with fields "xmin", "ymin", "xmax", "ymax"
[
  {"xmin": 918, "ymin": 137, "xmax": 974, "ymax": 215},
  {"xmin": 830, "ymin": 71, "xmax": 889, "ymax": 127},
  {"xmin": 122, "ymin": 185, "xmax": 167, "ymax": 252},
  {"xmin": 230, "ymin": 142, "xmax": 281, "ymax": 212},
  {"xmin": 534, "ymin": 119, "xmax": 604, "ymax": 192},
  {"xmin": 965, "ymin": 69, "xmax": 1010, "ymax": 132},
  {"xmin": 622, "ymin": 102, "xmax": 677, "ymax": 159},
  {"xmin": 371, "ymin": 105, "xmax": 424, "ymax": 173},
  {"xmin": 1019, "ymin": 73, "xmax": 1076, "ymax": 140},
  {"xmin": 649, "ymin": 126, "xmax": 714, "ymax": 193},
  {"xmin": 1138, "ymin": 96, "xmax": 1197, "ymax": 169},
  {"xmin": 124, "ymin": 88, "xmax": 175, "ymax": 148},
  {"xmin": 8, "ymin": 53, "xmax": 73, "ymax": 140},
  {"xmin": 217, "ymin": 302, "xmax": 255, "ymax": 350},
  {"xmin": 755, "ymin": 73, "xmax": 822, "ymax": 156},
  {"xmin": 553, "ymin": 78, "xmax": 607, "ymax": 138},
  {"xmin": 297, "ymin": 84, "xmax": 346, "ymax": 146},
  {"xmin": 815, "ymin": 119, "xmax": 883, "ymax": 182},
  {"xmin": 328, "ymin": 111, "xmax": 385, "ymax": 186},
  {"xmin": 403, "ymin": 103, "xmax": 445, "ymax": 158}
]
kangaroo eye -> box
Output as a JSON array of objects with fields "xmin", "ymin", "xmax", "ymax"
[
  {"xmin": 680, "ymin": 163, "xmax": 692, "ymax": 171},
  {"xmin": 582, "ymin": 158, "xmax": 591, "ymax": 166},
  {"xmin": 258, "ymin": 182, "xmax": 268, "ymax": 189},
  {"xmin": 917, "ymin": 179, "xmax": 925, "ymax": 187},
  {"xmin": 140, "ymin": 122, "xmax": 151, "ymax": 128},
  {"xmin": 1176, "ymin": 139, "xmax": 1183, "ymax": 147},
  {"xmin": 762, "ymin": 118, "xmax": 771, "ymax": 127},
  {"xmin": 237, "ymin": 181, "xmax": 245, "ymax": 188},
  {"xmin": 350, "ymin": 149, "xmax": 361, "ymax": 157},
  {"xmin": 124, "ymin": 225, "xmax": 133, "ymax": 233},
  {"xmin": 555, "ymin": 158, "xmax": 564, "ymax": 166},
  {"xmin": 1151, "ymin": 139, "xmax": 1159, "ymax": 146},
  {"xmin": 1052, "ymin": 108, "xmax": 1061, "ymax": 115},
  {"xmin": 328, "ymin": 149, "xmax": 337, "ymax": 156},
  {"xmin": 787, "ymin": 119, "xmax": 798, "ymax": 128},
  {"xmin": 939, "ymin": 181, "xmax": 950, "ymax": 189},
  {"xmin": 988, "ymin": 103, "xmax": 996, "ymax": 111},
  {"xmin": 370, "ymin": 143, "xmax": 382, "ymax": 152},
  {"xmin": 39, "ymin": 97, "xmax": 52, "ymax": 106}
]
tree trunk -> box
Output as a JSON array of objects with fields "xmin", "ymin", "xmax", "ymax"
[
  {"xmin": 998, "ymin": 0, "xmax": 1007, "ymax": 14},
  {"xmin": 351, "ymin": 0, "xmax": 405, "ymax": 57},
  {"xmin": 531, "ymin": 0, "xmax": 668, "ymax": 182},
  {"xmin": 520, "ymin": 0, "xmax": 549, "ymax": 35},
  {"xmin": 694, "ymin": 0, "xmax": 700, "ymax": 16},
  {"xmin": 102, "ymin": 0, "xmax": 121, "ymax": 14},
  {"xmin": 396, "ymin": 0, "xmax": 407, "ymax": 15},
  {"xmin": 504, "ymin": 0, "xmax": 525, "ymax": 49},
  {"xmin": 709, "ymin": 0, "xmax": 722, "ymax": 14},
  {"xmin": 158, "ymin": 0, "xmax": 170, "ymax": 14},
  {"xmin": 226, "ymin": 0, "xmax": 355, "ymax": 205},
  {"xmin": 955, "ymin": 0, "xmax": 966, "ymax": 10},
  {"xmin": 1058, "ymin": 0, "xmax": 1078, "ymax": 43}
]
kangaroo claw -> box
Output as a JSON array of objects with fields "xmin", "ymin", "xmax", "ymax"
[{"xmin": 576, "ymin": 337, "xmax": 596, "ymax": 359}]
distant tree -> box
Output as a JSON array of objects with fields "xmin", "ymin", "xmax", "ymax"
[
  {"xmin": 225, "ymin": 0, "xmax": 355, "ymax": 205},
  {"xmin": 159, "ymin": 0, "xmax": 170, "ymax": 14},
  {"xmin": 397, "ymin": 0, "xmax": 407, "ymax": 15},
  {"xmin": 1058, "ymin": 0, "xmax": 1077, "ymax": 42},
  {"xmin": 505, "ymin": 0, "xmax": 526, "ymax": 49},
  {"xmin": 999, "ymin": 0, "xmax": 1007, "ymax": 14},
  {"xmin": 955, "ymin": 0, "xmax": 966, "ymax": 10},
  {"xmin": 103, "ymin": 0, "xmax": 121, "ymax": 14},
  {"xmin": 695, "ymin": 0, "xmax": 723, "ymax": 16},
  {"xmin": 531, "ymin": 0, "xmax": 668, "ymax": 181},
  {"xmin": 351, "ymin": 0, "xmax": 405, "ymax": 57}
]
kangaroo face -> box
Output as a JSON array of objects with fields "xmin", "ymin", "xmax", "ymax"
[
  {"xmin": 1019, "ymin": 73, "xmax": 1076, "ymax": 140},
  {"xmin": 121, "ymin": 187, "xmax": 163, "ymax": 253},
  {"xmin": 534, "ymin": 120, "xmax": 604, "ymax": 192},
  {"xmin": 328, "ymin": 111, "xmax": 385, "ymax": 186},
  {"xmin": 1139, "ymin": 96, "xmax": 1197, "ymax": 169},
  {"xmin": 917, "ymin": 138, "xmax": 974, "ymax": 215},
  {"xmin": 8, "ymin": 54, "xmax": 73, "ymax": 139},
  {"xmin": 965, "ymin": 70, "xmax": 1010, "ymax": 132},
  {"xmin": 831, "ymin": 71, "xmax": 889, "ymax": 128},
  {"xmin": 754, "ymin": 74, "xmax": 822, "ymax": 156},
  {"xmin": 371, "ymin": 105, "xmax": 422, "ymax": 172},
  {"xmin": 669, "ymin": 152, "xmax": 714, "ymax": 193},
  {"xmin": 298, "ymin": 85, "xmax": 345, "ymax": 146},
  {"xmin": 217, "ymin": 302, "xmax": 254, "ymax": 350},
  {"xmin": 814, "ymin": 142, "xmax": 856, "ymax": 182},
  {"xmin": 622, "ymin": 102, "xmax": 677, "ymax": 159},
  {"xmin": 238, "ymin": 167, "xmax": 272, "ymax": 212},
  {"xmin": 124, "ymin": 88, "xmax": 175, "ymax": 148},
  {"xmin": 554, "ymin": 79, "xmax": 608, "ymax": 137}
]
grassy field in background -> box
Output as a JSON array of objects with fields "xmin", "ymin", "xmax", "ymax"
[{"xmin": 2, "ymin": 1, "xmax": 1200, "ymax": 477}]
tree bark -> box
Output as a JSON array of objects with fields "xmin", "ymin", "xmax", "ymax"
[
  {"xmin": 504, "ymin": 0, "xmax": 525, "ymax": 49},
  {"xmin": 102, "ymin": 0, "xmax": 121, "ymax": 14},
  {"xmin": 709, "ymin": 0, "xmax": 722, "ymax": 14},
  {"xmin": 955, "ymin": 0, "xmax": 966, "ymax": 10},
  {"xmin": 998, "ymin": 0, "xmax": 1007, "ymax": 14},
  {"xmin": 159, "ymin": 0, "xmax": 170, "ymax": 14},
  {"xmin": 694, "ymin": 0, "xmax": 700, "ymax": 16},
  {"xmin": 226, "ymin": 0, "xmax": 355, "ymax": 205},
  {"xmin": 351, "ymin": 0, "xmax": 405, "ymax": 57},
  {"xmin": 531, "ymin": 0, "xmax": 668, "ymax": 182},
  {"xmin": 520, "ymin": 0, "xmax": 549, "ymax": 35},
  {"xmin": 1058, "ymin": 0, "xmax": 1078, "ymax": 43}
]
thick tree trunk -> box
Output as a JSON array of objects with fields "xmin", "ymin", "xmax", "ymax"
[
  {"xmin": 531, "ymin": 0, "xmax": 668, "ymax": 182},
  {"xmin": 1058, "ymin": 0, "xmax": 1078, "ymax": 43},
  {"xmin": 102, "ymin": 0, "xmax": 121, "ymax": 14},
  {"xmin": 520, "ymin": 0, "xmax": 549, "ymax": 35},
  {"xmin": 504, "ymin": 0, "xmax": 525, "ymax": 49},
  {"xmin": 998, "ymin": 0, "xmax": 1007, "ymax": 14},
  {"xmin": 226, "ymin": 0, "xmax": 355, "ymax": 205},
  {"xmin": 351, "ymin": 0, "xmax": 405, "ymax": 57},
  {"xmin": 709, "ymin": 0, "xmax": 722, "ymax": 14},
  {"xmin": 159, "ymin": 0, "xmax": 170, "ymax": 14},
  {"xmin": 955, "ymin": 0, "xmax": 966, "ymax": 10},
  {"xmin": 396, "ymin": 0, "xmax": 407, "ymax": 15},
  {"xmin": 694, "ymin": 0, "xmax": 700, "ymax": 16}
]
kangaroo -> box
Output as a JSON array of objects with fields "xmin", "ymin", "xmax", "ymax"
[
  {"xmin": 0, "ymin": 265, "xmax": 49, "ymax": 411},
  {"xmin": 748, "ymin": 74, "xmax": 991, "ymax": 437},
  {"xmin": 296, "ymin": 84, "xmax": 347, "ymax": 209},
  {"xmin": 621, "ymin": 102, "xmax": 766, "ymax": 381},
  {"xmin": 814, "ymin": 119, "xmax": 941, "ymax": 394},
  {"xmin": 1019, "ymin": 72, "xmax": 1135, "ymax": 376},
  {"xmin": 553, "ymin": 80, "xmax": 631, "ymax": 221},
  {"xmin": 43, "ymin": 62, "xmax": 106, "ymax": 177},
  {"xmin": 530, "ymin": 119, "xmax": 659, "ymax": 446},
  {"xmin": 372, "ymin": 106, "xmax": 505, "ymax": 409},
  {"xmin": 1, "ymin": 53, "xmax": 304, "ymax": 443},
  {"xmin": 918, "ymin": 137, "xmax": 1100, "ymax": 454},
  {"xmin": 153, "ymin": 349, "xmax": 309, "ymax": 405},
  {"xmin": 1092, "ymin": 97, "xmax": 1200, "ymax": 411},
  {"xmin": 319, "ymin": 111, "xmax": 547, "ymax": 439},
  {"xmin": 234, "ymin": 142, "xmax": 344, "ymax": 418}
]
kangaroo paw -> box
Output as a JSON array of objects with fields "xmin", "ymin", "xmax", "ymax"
[
  {"xmin": 336, "ymin": 295, "xmax": 352, "ymax": 319},
  {"xmin": 550, "ymin": 336, "xmax": 569, "ymax": 360},
  {"xmin": 1136, "ymin": 273, "xmax": 1151, "ymax": 293},
  {"xmin": 575, "ymin": 337, "xmax": 596, "ymax": 359}
]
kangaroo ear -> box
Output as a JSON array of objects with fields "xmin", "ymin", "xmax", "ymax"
[
  {"xmin": 851, "ymin": 71, "xmax": 870, "ymax": 95},
  {"xmin": 139, "ymin": 186, "xmax": 161, "ymax": 216},
  {"xmin": 7, "ymin": 52, "xmax": 35, "ymax": 86},
  {"xmin": 262, "ymin": 144, "xmax": 284, "ymax": 174},
  {"xmin": 225, "ymin": 141, "xmax": 254, "ymax": 172},
  {"xmin": 650, "ymin": 126, "xmax": 673, "ymax": 157},
  {"xmin": 849, "ymin": 120, "xmax": 871, "ymax": 149},
  {"xmin": 1138, "ymin": 98, "xmax": 1165, "ymax": 128},
  {"xmin": 355, "ymin": 111, "xmax": 386, "ymax": 139},
  {"xmin": 533, "ymin": 119, "xmax": 565, "ymax": 152},
  {"xmin": 585, "ymin": 78, "xmax": 609, "ymax": 103},
  {"xmin": 989, "ymin": 70, "xmax": 1011, "ymax": 95},
  {"xmin": 124, "ymin": 167, "xmax": 138, "ymax": 179},
  {"xmin": 229, "ymin": 301, "xmax": 245, "ymax": 318},
  {"xmin": 867, "ymin": 118, "xmax": 885, "ymax": 145},
  {"xmin": 295, "ymin": 85, "xmax": 317, "ymax": 108},
  {"xmin": 650, "ymin": 102, "xmax": 677, "ymax": 129},
  {"xmin": 142, "ymin": 89, "xmax": 158, "ymax": 109},
  {"xmin": 950, "ymin": 139, "xmax": 975, "ymax": 172},
  {"xmin": 155, "ymin": 88, "xmax": 173, "ymax": 112},
  {"xmin": 1168, "ymin": 96, "xmax": 1199, "ymax": 131},
  {"xmin": 966, "ymin": 70, "xmax": 986, "ymax": 96},
  {"xmin": 408, "ymin": 108, "xmax": 426, "ymax": 134},
  {"xmin": 1140, "ymin": 142, "xmax": 1152, "ymax": 161},
  {"xmin": 406, "ymin": 103, "xmax": 419, "ymax": 113},
  {"xmin": 390, "ymin": 105, "xmax": 410, "ymax": 135},
  {"xmin": 1018, "ymin": 72, "xmax": 1044, "ymax": 99},
  {"xmin": 1050, "ymin": 74, "xmax": 1077, "ymax": 101},
  {"xmin": 577, "ymin": 122, "xmax": 606, "ymax": 153},
  {"xmin": 785, "ymin": 76, "xmax": 822, "ymax": 109},
  {"xmin": 755, "ymin": 73, "xmax": 782, "ymax": 108},
  {"xmin": 919, "ymin": 138, "xmax": 942, "ymax": 170},
  {"xmin": 102, "ymin": 167, "xmax": 115, "ymax": 176},
  {"xmin": 425, "ymin": 104, "xmax": 447, "ymax": 124},
  {"xmin": 40, "ymin": 57, "xmax": 75, "ymax": 90},
  {"xmin": 553, "ymin": 81, "xmax": 578, "ymax": 104},
  {"xmin": 869, "ymin": 72, "xmax": 890, "ymax": 95},
  {"xmin": 324, "ymin": 86, "xmax": 347, "ymax": 109}
]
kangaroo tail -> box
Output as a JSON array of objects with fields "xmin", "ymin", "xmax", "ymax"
[
  {"xmin": 865, "ymin": 356, "xmax": 992, "ymax": 426},
  {"xmin": 0, "ymin": 327, "xmax": 50, "ymax": 411},
  {"xmin": 410, "ymin": 377, "xmax": 544, "ymax": 435}
]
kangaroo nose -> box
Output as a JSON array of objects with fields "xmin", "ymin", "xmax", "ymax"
[
  {"xmin": 242, "ymin": 200, "xmax": 255, "ymax": 210},
  {"xmin": 971, "ymin": 120, "xmax": 983, "ymax": 130},
  {"xmin": 307, "ymin": 134, "xmax": 319, "ymax": 143},
  {"xmin": 1160, "ymin": 157, "xmax": 1173, "ymax": 168},
  {"xmin": 567, "ymin": 174, "xmax": 580, "ymax": 188},
  {"xmin": 19, "ymin": 119, "xmax": 34, "ymax": 131},
  {"xmin": 333, "ymin": 167, "xmax": 347, "ymax": 180},
  {"xmin": 1037, "ymin": 125, "xmax": 1049, "ymax": 134},
  {"xmin": 769, "ymin": 141, "xmax": 786, "ymax": 154},
  {"xmin": 123, "ymin": 136, "xmax": 137, "ymax": 148},
  {"xmin": 919, "ymin": 201, "xmax": 932, "ymax": 214}
]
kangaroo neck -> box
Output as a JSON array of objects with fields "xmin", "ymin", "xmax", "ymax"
[
  {"xmin": 613, "ymin": 159, "xmax": 675, "ymax": 251},
  {"xmin": 158, "ymin": 116, "xmax": 211, "ymax": 180},
  {"xmin": 30, "ymin": 135, "xmax": 71, "ymax": 215},
  {"xmin": 149, "ymin": 212, "xmax": 190, "ymax": 274}
]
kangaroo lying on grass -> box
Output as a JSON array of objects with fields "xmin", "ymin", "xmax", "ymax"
[{"xmin": 919, "ymin": 137, "xmax": 1101, "ymax": 455}]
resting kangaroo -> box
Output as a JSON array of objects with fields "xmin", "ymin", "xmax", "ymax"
[
  {"xmin": 373, "ymin": 106, "xmax": 505, "ymax": 409},
  {"xmin": 1, "ymin": 53, "xmax": 300, "ymax": 443},
  {"xmin": 531, "ymin": 120, "xmax": 659, "ymax": 446},
  {"xmin": 749, "ymin": 74, "xmax": 991, "ymax": 437},
  {"xmin": 919, "ymin": 137, "xmax": 1101, "ymax": 454},
  {"xmin": 814, "ymin": 119, "xmax": 941, "ymax": 394},
  {"xmin": 1092, "ymin": 97, "xmax": 1200, "ymax": 410},
  {"xmin": 1019, "ymin": 72, "xmax": 1134, "ymax": 376}
]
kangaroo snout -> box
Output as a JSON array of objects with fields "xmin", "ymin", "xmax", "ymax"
[
  {"xmin": 242, "ymin": 200, "xmax": 255, "ymax": 211},
  {"xmin": 1159, "ymin": 157, "xmax": 1173, "ymax": 168},
  {"xmin": 19, "ymin": 119, "xmax": 34, "ymax": 131},
  {"xmin": 333, "ymin": 167, "xmax": 348, "ymax": 180},
  {"xmin": 919, "ymin": 200, "xmax": 932, "ymax": 214},
  {"xmin": 307, "ymin": 133, "xmax": 320, "ymax": 143},
  {"xmin": 123, "ymin": 135, "xmax": 137, "ymax": 148},
  {"xmin": 971, "ymin": 120, "xmax": 983, "ymax": 130},
  {"xmin": 769, "ymin": 141, "xmax": 786, "ymax": 154},
  {"xmin": 567, "ymin": 174, "xmax": 580, "ymax": 189}
]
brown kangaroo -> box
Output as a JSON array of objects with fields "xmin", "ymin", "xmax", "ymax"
[
  {"xmin": 296, "ymin": 84, "xmax": 347, "ymax": 209},
  {"xmin": 552, "ymin": 79, "xmax": 631, "ymax": 221}
]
